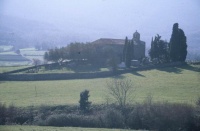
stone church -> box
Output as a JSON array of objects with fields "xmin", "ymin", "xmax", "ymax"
[
  {"xmin": 91, "ymin": 31, "xmax": 146, "ymax": 61},
  {"xmin": 131, "ymin": 30, "xmax": 146, "ymax": 60}
]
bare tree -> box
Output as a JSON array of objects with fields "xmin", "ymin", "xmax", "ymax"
[
  {"xmin": 106, "ymin": 78, "xmax": 135, "ymax": 108},
  {"xmin": 32, "ymin": 58, "xmax": 41, "ymax": 66}
]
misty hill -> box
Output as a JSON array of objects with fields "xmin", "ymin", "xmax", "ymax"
[
  {"xmin": 0, "ymin": 15, "xmax": 81, "ymax": 48},
  {"xmin": 0, "ymin": 14, "xmax": 199, "ymax": 59}
]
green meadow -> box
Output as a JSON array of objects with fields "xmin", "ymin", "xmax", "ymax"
[
  {"xmin": 0, "ymin": 126, "xmax": 142, "ymax": 131},
  {"xmin": 0, "ymin": 66, "xmax": 30, "ymax": 73},
  {"xmin": 0, "ymin": 64, "xmax": 199, "ymax": 107}
]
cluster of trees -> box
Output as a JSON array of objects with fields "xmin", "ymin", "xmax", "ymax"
[
  {"xmin": 44, "ymin": 42, "xmax": 120, "ymax": 66},
  {"xmin": 149, "ymin": 23, "xmax": 187, "ymax": 63},
  {"xmin": 44, "ymin": 23, "xmax": 187, "ymax": 68},
  {"xmin": 123, "ymin": 37, "xmax": 134, "ymax": 67},
  {"xmin": 149, "ymin": 35, "xmax": 169, "ymax": 63}
]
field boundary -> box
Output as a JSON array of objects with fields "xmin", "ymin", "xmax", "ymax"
[{"xmin": 0, "ymin": 62, "xmax": 187, "ymax": 81}]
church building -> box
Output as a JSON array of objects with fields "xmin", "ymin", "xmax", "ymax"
[
  {"xmin": 91, "ymin": 30, "xmax": 146, "ymax": 62},
  {"xmin": 132, "ymin": 30, "xmax": 146, "ymax": 60}
]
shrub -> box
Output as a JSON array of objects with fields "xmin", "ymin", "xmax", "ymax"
[
  {"xmin": 127, "ymin": 102, "xmax": 195, "ymax": 130},
  {"xmin": 45, "ymin": 114, "xmax": 99, "ymax": 127},
  {"xmin": 79, "ymin": 90, "xmax": 91, "ymax": 112},
  {"xmin": 0, "ymin": 102, "xmax": 6, "ymax": 125},
  {"xmin": 102, "ymin": 108, "xmax": 125, "ymax": 128},
  {"xmin": 6, "ymin": 104, "xmax": 17, "ymax": 124}
]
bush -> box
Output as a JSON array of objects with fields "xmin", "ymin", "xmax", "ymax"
[
  {"xmin": 6, "ymin": 104, "xmax": 17, "ymax": 124},
  {"xmin": 45, "ymin": 114, "xmax": 99, "ymax": 127},
  {"xmin": 1, "ymin": 101, "xmax": 200, "ymax": 130},
  {"xmin": 102, "ymin": 108, "xmax": 125, "ymax": 128},
  {"xmin": 0, "ymin": 102, "xmax": 6, "ymax": 125},
  {"xmin": 127, "ymin": 102, "xmax": 195, "ymax": 130},
  {"xmin": 79, "ymin": 90, "xmax": 91, "ymax": 112}
]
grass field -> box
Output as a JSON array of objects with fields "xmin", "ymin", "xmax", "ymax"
[
  {"xmin": 0, "ymin": 65, "xmax": 199, "ymax": 107},
  {"xmin": 0, "ymin": 126, "xmax": 142, "ymax": 131},
  {"xmin": 38, "ymin": 65, "xmax": 110, "ymax": 74},
  {"xmin": 0, "ymin": 66, "xmax": 30, "ymax": 73},
  {"xmin": 0, "ymin": 48, "xmax": 45, "ymax": 66}
]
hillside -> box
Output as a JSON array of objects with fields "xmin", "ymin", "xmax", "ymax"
[
  {"xmin": 0, "ymin": 64, "xmax": 199, "ymax": 107},
  {"xmin": 0, "ymin": 15, "xmax": 71, "ymax": 48},
  {"xmin": 0, "ymin": 15, "xmax": 200, "ymax": 58}
]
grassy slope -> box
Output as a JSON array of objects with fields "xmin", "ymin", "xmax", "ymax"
[
  {"xmin": 0, "ymin": 126, "xmax": 141, "ymax": 131},
  {"xmin": 0, "ymin": 65, "xmax": 199, "ymax": 107},
  {"xmin": 0, "ymin": 66, "xmax": 30, "ymax": 73}
]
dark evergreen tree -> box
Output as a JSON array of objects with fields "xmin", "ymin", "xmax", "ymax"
[
  {"xmin": 149, "ymin": 34, "xmax": 169, "ymax": 63},
  {"xmin": 149, "ymin": 37, "xmax": 155, "ymax": 59},
  {"xmin": 123, "ymin": 37, "xmax": 128, "ymax": 62},
  {"xmin": 158, "ymin": 40, "xmax": 169, "ymax": 63},
  {"xmin": 179, "ymin": 29, "xmax": 187, "ymax": 61},
  {"xmin": 169, "ymin": 23, "xmax": 187, "ymax": 62},
  {"xmin": 149, "ymin": 35, "xmax": 160, "ymax": 61},
  {"xmin": 123, "ymin": 37, "xmax": 134, "ymax": 67},
  {"xmin": 79, "ymin": 90, "xmax": 91, "ymax": 112},
  {"xmin": 125, "ymin": 40, "xmax": 132, "ymax": 67},
  {"xmin": 169, "ymin": 23, "xmax": 179, "ymax": 61},
  {"xmin": 130, "ymin": 39, "xmax": 134, "ymax": 60}
]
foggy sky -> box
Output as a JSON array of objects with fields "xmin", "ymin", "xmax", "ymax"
[{"xmin": 1, "ymin": 0, "xmax": 200, "ymax": 46}]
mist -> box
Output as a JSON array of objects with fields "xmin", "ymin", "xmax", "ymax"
[{"xmin": 1, "ymin": 0, "xmax": 200, "ymax": 50}]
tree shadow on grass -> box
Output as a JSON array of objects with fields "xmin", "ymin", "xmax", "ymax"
[
  {"xmin": 156, "ymin": 67, "xmax": 183, "ymax": 74},
  {"xmin": 179, "ymin": 64, "xmax": 200, "ymax": 72},
  {"xmin": 112, "ymin": 75, "xmax": 126, "ymax": 79},
  {"xmin": 131, "ymin": 71, "xmax": 146, "ymax": 77},
  {"xmin": 156, "ymin": 64, "xmax": 200, "ymax": 74},
  {"xmin": 67, "ymin": 64, "xmax": 102, "ymax": 73}
]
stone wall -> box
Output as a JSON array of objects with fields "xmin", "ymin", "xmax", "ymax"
[{"xmin": 0, "ymin": 62, "xmax": 186, "ymax": 81}]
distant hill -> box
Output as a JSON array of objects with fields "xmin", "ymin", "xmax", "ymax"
[
  {"xmin": 0, "ymin": 15, "xmax": 199, "ymax": 59},
  {"xmin": 0, "ymin": 15, "xmax": 74, "ymax": 48}
]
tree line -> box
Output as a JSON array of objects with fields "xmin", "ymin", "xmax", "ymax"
[
  {"xmin": 45, "ymin": 23, "xmax": 187, "ymax": 67},
  {"xmin": 123, "ymin": 23, "xmax": 187, "ymax": 67},
  {"xmin": 149, "ymin": 23, "xmax": 187, "ymax": 63},
  {"xmin": 44, "ymin": 42, "xmax": 120, "ymax": 66}
]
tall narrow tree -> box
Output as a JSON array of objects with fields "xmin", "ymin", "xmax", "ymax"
[
  {"xmin": 123, "ymin": 37, "xmax": 128, "ymax": 62},
  {"xmin": 149, "ymin": 37, "xmax": 154, "ymax": 60},
  {"xmin": 179, "ymin": 29, "xmax": 187, "ymax": 61},
  {"xmin": 169, "ymin": 23, "xmax": 187, "ymax": 62},
  {"xmin": 125, "ymin": 40, "xmax": 132, "ymax": 67},
  {"xmin": 123, "ymin": 37, "xmax": 134, "ymax": 67},
  {"xmin": 130, "ymin": 40, "xmax": 134, "ymax": 60}
]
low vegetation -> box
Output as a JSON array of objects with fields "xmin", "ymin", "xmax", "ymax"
[
  {"xmin": 0, "ymin": 64, "xmax": 199, "ymax": 130},
  {"xmin": 0, "ymin": 125, "xmax": 139, "ymax": 131},
  {"xmin": 0, "ymin": 98, "xmax": 200, "ymax": 130}
]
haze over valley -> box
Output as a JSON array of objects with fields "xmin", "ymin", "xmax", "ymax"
[{"xmin": 0, "ymin": 0, "xmax": 200, "ymax": 57}]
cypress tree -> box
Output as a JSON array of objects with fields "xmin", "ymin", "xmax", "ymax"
[
  {"xmin": 179, "ymin": 29, "xmax": 187, "ymax": 61},
  {"xmin": 169, "ymin": 23, "xmax": 187, "ymax": 62},
  {"xmin": 130, "ymin": 39, "xmax": 134, "ymax": 60},
  {"xmin": 125, "ymin": 40, "xmax": 132, "ymax": 68},
  {"xmin": 123, "ymin": 37, "xmax": 128, "ymax": 62},
  {"xmin": 149, "ymin": 37, "xmax": 154, "ymax": 60}
]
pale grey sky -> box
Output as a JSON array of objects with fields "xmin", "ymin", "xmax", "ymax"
[{"xmin": 1, "ymin": 0, "xmax": 200, "ymax": 46}]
